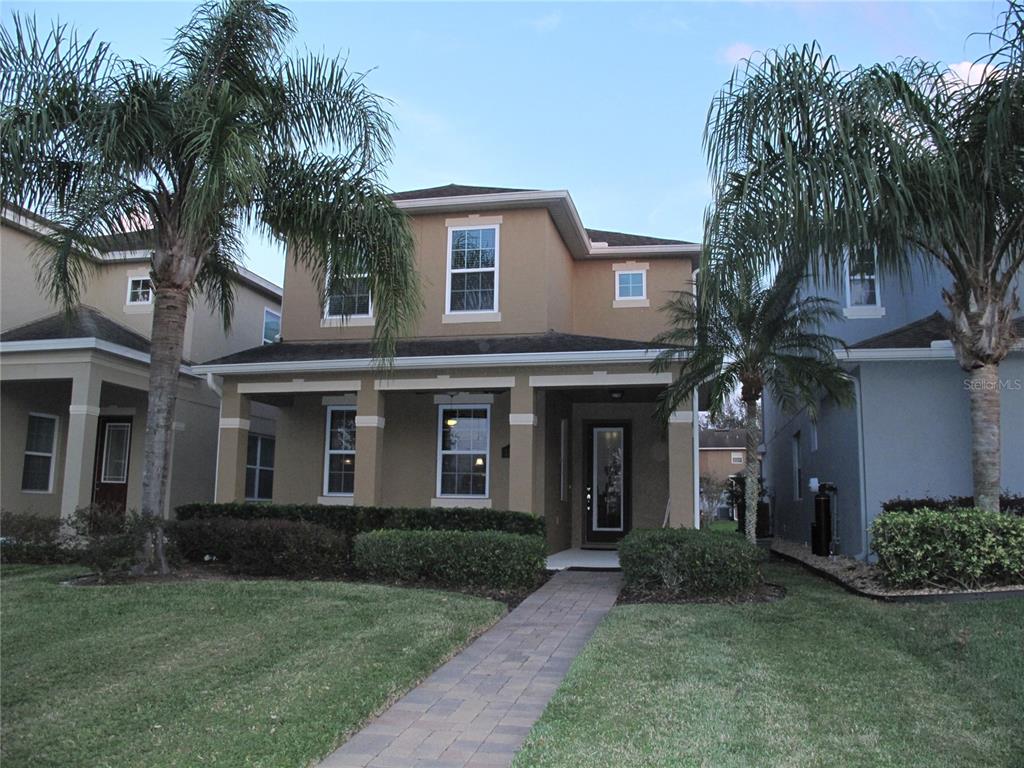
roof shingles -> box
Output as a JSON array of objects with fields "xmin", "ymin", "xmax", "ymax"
[{"xmin": 0, "ymin": 306, "xmax": 151, "ymax": 353}]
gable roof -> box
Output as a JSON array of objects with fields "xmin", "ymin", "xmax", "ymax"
[
  {"xmin": 851, "ymin": 312, "xmax": 1024, "ymax": 350},
  {"xmin": 0, "ymin": 306, "xmax": 151, "ymax": 353},
  {"xmin": 585, "ymin": 228, "xmax": 692, "ymax": 247},
  {"xmin": 700, "ymin": 429, "xmax": 747, "ymax": 449},
  {"xmin": 390, "ymin": 184, "xmax": 535, "ymax": 201}
]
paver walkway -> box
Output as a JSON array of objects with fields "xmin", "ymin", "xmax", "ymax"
[{"xmin": 319, "ymin": 570, "xmax": 622, "ymax": 768}]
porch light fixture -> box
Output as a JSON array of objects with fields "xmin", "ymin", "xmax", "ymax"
[{"xmin": 474, "ymin": 457, "xmax": 485, "ymax": 467}]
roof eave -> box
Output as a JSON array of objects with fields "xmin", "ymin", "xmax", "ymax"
[{"xmin": 0, "ymin": 337, "xmax": 200, "ymax": 376}]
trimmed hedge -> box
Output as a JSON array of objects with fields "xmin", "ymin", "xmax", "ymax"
[
  {"xmin": 0, "ymin": 512, "xmax": 72, "ymax": 564},
  {"xmin": 169, "ymin": 517, "xmax": 348, "ymax": 577},
  {"xmin": 870, "ymin": 507, "xmax": 1024, "ymax": 589},
  {"xmin": 352, "ymin": 529, "xmax": 546, "ymax": 591},
  {"xmin": 619, "ymin": 527, "xmax": 763, "ymax": 597},
  {"xmin": 176, "ymin": 502, "xmax": 544, "ymax": 537},
  {"xmin": 882, "ymin": 495, "xmax": 1024, "ymax": 517}
]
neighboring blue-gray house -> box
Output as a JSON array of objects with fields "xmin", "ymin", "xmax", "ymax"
[{"xmin": 762, "ymin": 257, "xmax": 1024, "ymax": 560}]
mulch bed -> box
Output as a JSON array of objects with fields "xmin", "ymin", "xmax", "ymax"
[
  {"xmin": 770, "ymin": 538, "xmax": 1024, "ymax": 603},
  {"xmin": 616, "ymin": 581, "xmax": 786, "ymax": 606}
]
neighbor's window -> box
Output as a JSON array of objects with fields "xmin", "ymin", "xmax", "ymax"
[
  {"xmin": 325, "ymin": 275, "xmax": 372, "ymax": 318},
  {"xmin": 846, "ymin": 249, "xmax": 879, "ymax": 307},
  {"xmin": 437, "ymin": 406, "xmax": 490, "ymax": 497},
  {"xmin": 324, "ymin": 407, "xmax": 356, "ymax": 495},
  {"xmin": 616, "ymin": 271, "xmax": 646, "ymax": 300},
  {"xmin": 447, "ymin": 227, "xmax": 497, "ymax": 313},
  {"xmin": 245, "ymin": 434, "xmax": 275, "ymax": 500},
  {"xmin": 21, "ymin": 413, "xmax": 57, "ymax": 492},
  {"xmin": 792, "ymin": 432, "xmax": 803, "ymax": 500},
  {"xmin": 127, "ymin": 277, "xmax": 153, "ymax": 305},
  {"xmin": 731, "ymin": 451, "xmax": 744, "ymax": 465},
  {"xmin": 262, "ymin": 309, "xmax": 281, "ymax": 345}
]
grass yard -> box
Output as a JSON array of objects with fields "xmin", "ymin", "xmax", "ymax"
[
  {"xmin": 0, "ymin": 565, "xmax": 503, "ymax": 768},
  {"xmin": 513, "ymin": 561, "xmax": 1024, "ymax": 768}
]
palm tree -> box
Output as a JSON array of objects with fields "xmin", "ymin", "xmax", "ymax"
[
  {"xmin": 0, "ymin": 0, "xmax": 420, "ymax": 572},
  {"xmin": 653, "ymin": 217, "xmax": 854, "ymax": 543},
  {"xmin": 702, "ymin": 1, "xmax": 1023, "ymax": 510}
]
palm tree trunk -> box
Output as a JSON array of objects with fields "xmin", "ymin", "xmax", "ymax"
[
  {"xmin": 137, "ymin": 285, "xmax": 189, "ymax": 573},
  {"xmin": 743, "ymin": 398, "xmax": 760, "ymax": 543},
  {"xmin": 967, "ymin": 364, "xmax": 1001, "ymax": 512}
]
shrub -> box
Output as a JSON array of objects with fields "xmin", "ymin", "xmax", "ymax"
[
  {"xmin": 176, "ymin": 502, "xmax": 544, "ymax": 537},
  {"xmin": 69, "ymin": 504, "xmax": 148, "ymax": 581},
  {"xmin": 352, "ymin": 529, "xmax": 546, "ymax": 591},
  {"xmin": 169, "ymin": 517, "xmax": 347, "ymax": 577},
  {"xmin": 619, "ymin": 527, "xmax": 763, "ymax": 597},
  {"xmin": 0, "ymin": 512, "xmax": 72, "ymax": 564},
  {"xmin": 870, "ymin": 507, "xmax": 1024, "ymax": 589},
  {"xmin": 882, "ymin": 494, "xmax": 1024, "ymax": 517}
]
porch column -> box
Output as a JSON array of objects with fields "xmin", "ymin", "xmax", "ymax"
[
  {"xmin": 354, "ymin": 384, "xmax": 385, "ymax": 506},
  {"xmin": 508, "ymin": 375, "xmax": 536, "ymax": 515},
  {"xmin": 667, "ymin": 407, "xmax": 696, "ymax": 528},
  {"xmin": 60, "ymin": 371, "xmax": 103, "ymax": 527},
  {"xmin": 215, "ymin": 381, "xmax": 250, "ymax": 502}
]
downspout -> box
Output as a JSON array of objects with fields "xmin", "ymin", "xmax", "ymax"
[
  {"xmin": 852, "ymin": 373, "xmax": 869, "ymax": 560},
  {"xmin": 692, "ymin": 385, "xmax": 700, "ymax": 530},
  {"xmin": 206, "ymin": 372, "xmax": 222, "ymax": 398}
]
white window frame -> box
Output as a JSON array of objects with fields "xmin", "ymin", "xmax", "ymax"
[
  {"xmin": 444, "ymin": 225, "xmax": 500, "ymax": 317},
  {"xmin": 792, "ymin": 432, "xmax": 803, "ymax": 500},
  {"xmin": 100, "ymin": 421, "xmax": 132, "ymax": 483},
  {"xmin": 435, "ymin": 403, "xmax": 491, "ymax": 499},
  {"xmin": 262, "ymin": 308, "xmax": 281, "ymax": 345},
  {"xmin": 611, "ymin": 262, "xmax": 650, "ymax": 308},
  {"xmin": 615, "ymin": 270, "xmax": 647, "ymax": 301},
  {"xmin": 245, "ymin": 433, "xmax": 275, "ymax": 501},
  {"xmin": 323, "ymin": 273, "xmax": 374, "ymax": 321},
  {"xmin": 22, "ymin": 412, "xmax": 58, "ymax": 494},
  {"xmin": 126, "ymin": 277, "xmax": 153, "ymax": 305},
  {"xmin": 843, "ymin": 249, "xmax": 885, "ymax": 318},
  {"xmin": 730, "ymin": 451, "xmax": 744, "ymax": 465},
  {"xmin": 322, "ymin": 406, "xmax": 357, "ymax": 497}
]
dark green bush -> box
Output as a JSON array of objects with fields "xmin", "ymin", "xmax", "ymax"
[
  {"xmin": 69, "ymin": 504, "xmax": 146, "ymax": 581},
  {"xmin": 169, "ymin": 517, "xmax": 347, "ymax": 577},
  {"xmin": 0, "ymin": 512, "xmax": 72, "ymax": 564},
  {"xmin": 352, "ymin": 529, "xmax": 546, "ymax": 591},
  {"xmin": 176, "ymin": 502, "xmax": 544, "ymax": 537},
  {"xmin": 882, "ymin": 495, "xmax": 1023, "ymax": 517},
  {"xmin": 870, "ymin": 507, "xmax": 1024, "ymax": 589},
  {"xmin": 619, "ymin": 527, "xmax": 763, "ymax": 597}
]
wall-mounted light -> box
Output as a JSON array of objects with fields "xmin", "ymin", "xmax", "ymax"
[
  {"xmin": 474, "ymin": 457, "xmax": 485, "ymax": 467},
  {"xmin": 610, "ymin": 389, "xmax": 624, "ymax": 400}
]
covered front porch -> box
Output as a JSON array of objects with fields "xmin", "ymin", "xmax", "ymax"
[{"xmin": 207, "ymin": 363, "xmax": 698, "ymax": 553}]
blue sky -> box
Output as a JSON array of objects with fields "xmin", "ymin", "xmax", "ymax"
[{"xmin": 5, "ymin": 1, "xmax": 1005, "ymax": 285}]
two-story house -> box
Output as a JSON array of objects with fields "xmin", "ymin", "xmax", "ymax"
[
  {"xmin": 193, "ymin": 185, "xmax": 701, "ymax": 553},
  {"xmin": 763, "ymin": 255, "xmax": 1024, "ymax": 560},
  {"xmin": 0, "ymin": 206, "xmax": 282, "ymax": 522}
]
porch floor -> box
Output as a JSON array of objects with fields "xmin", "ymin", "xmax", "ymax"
[{"xmin": 546, "ymin": 548, "xmax": 621, "ymax": 571}]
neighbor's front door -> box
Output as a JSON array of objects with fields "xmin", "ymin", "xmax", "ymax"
[
  {"xmin": 93, "ymin": 417, "xmax": 132, "ymax": 511},
  {"xmin": 585, "ymin": 422, "xmax": 631, "ymax": 543}
]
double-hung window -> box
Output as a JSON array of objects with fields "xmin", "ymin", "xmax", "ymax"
[
  {"xmin": 325, "ymin": 275, "xmax": 373, "ymax": 319},
  {"xmin": 262, "ymin": 309, "xmax": 281, "ymax": 345},
  {"xmin": 245, "ymin": 434, "xmax": 275, "ymax": 500},
  {"xmin": 323, "ymin": 407, "xmax": 357, "ymax": 496},
  {"xmin": 845, "ymin": 248, "xmax": 883, "ymax": 317},
  {"xmin": 446, "ymin": 227, "xmax": 498, "ymax": 313},
  {"xmin": 127, "ymin": 277, "xmax": 152, "ymax": 305},
  {"xmin": 21, "ymin": 413, "xmax": 57, "ymax": 492},
  {"xmin": 437, "ymin": 406, "xmax": 490, "ymax": 497}
]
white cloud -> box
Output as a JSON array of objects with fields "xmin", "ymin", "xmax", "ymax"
[
  {"xmin": 722, "ymin": 42, "xmax": 756, "ymax": 66},
  {"xmin": 528, "ymin": 11, "xmax": 562, "ymax": 33},
  {"xmin": 947, "ymin": 60, "xmax": 999, "ymax": 86}
]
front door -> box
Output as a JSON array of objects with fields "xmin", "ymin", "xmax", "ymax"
[
  {"xmin": 585, "ymin": 422, "xmax": 631, "ymax": 543},
  {"xmin": 92, "ymin": 417, "xmax": 132, "ymax": 511}
]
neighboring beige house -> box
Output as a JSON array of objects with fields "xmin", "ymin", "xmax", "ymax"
[
  {"xmin": 194, "ymin": 185, "xmax": 701, "ymax": 554},
  {"xmin": 0, "ymin": 206, "xmax": 282, "ymax": 521},
  {"xmin": 699, "ymin": 428, "xmax": 747, "ymax": 484}
]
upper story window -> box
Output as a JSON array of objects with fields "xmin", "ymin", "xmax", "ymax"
[
  {"xmin": 612, "ymin": 262, "xmax": 650, "ymax": 308},
  {"xmin": 844, "ymin": 249, "xmax": 885, "ymax": 318},
  {"xmin": 262, "ymin": 309, "xmax": 281, "ymax": 345},
  {"xmin": 446, "ymin": 226, "xmax": 498, "ymax": 314},
  {"xmin": 126, "ymin": 277, "xmax": 152, "ymax": 305},
  {"xmin": 325, "ymin": 275, "xmax": 373, "ymax": 319}
]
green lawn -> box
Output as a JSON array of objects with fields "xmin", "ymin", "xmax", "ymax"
[
  {"xmin": 0, "ymin": 565, "xmax": 503, "ymax": 768},
  {"xmin": 513, "ymin": 562, "xmax": 1024, "ymax": 768}
]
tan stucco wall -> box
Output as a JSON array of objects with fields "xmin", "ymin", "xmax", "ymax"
[
  {"xmin": 700, "ymin": 448, "xmax": 745, "ymax": 484},
  {"xmin": 1, "ymin": 225, "xmax": 57, "ymax": 331},
  {"xmin": 571, "ymin": 258, "xmax": 691, "ymax": 341}
]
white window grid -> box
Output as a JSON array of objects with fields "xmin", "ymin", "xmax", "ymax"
[
  {"xmin": 435, "ymin": 404, "xmax": 491, "ymax": 498},
  {"xmin": 323, "ymin": 406, "xmax": 357, "ymax": 496},
  {"xmin": 445, "ymin": 226, "xmax": 499, "ymax": 314}
]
